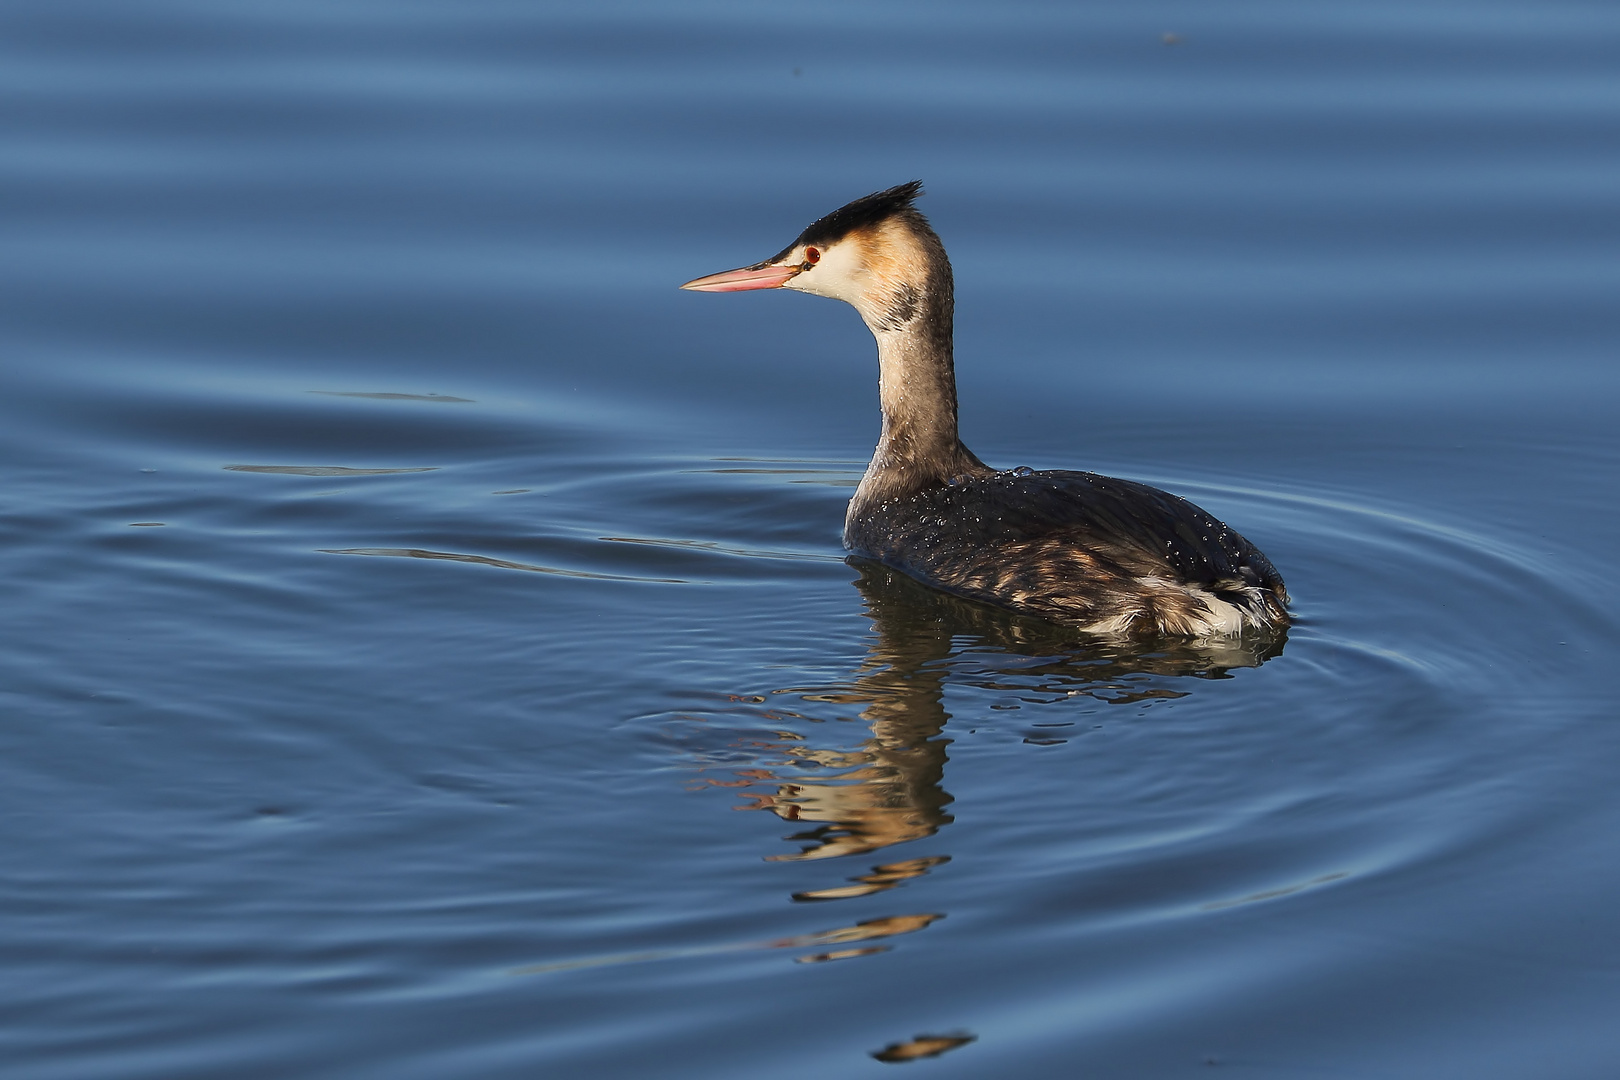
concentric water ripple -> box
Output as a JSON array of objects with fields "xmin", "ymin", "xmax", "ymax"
[{"xmin": 6, "ymin": 0, "xmax": 1620, "ymax": 1075}]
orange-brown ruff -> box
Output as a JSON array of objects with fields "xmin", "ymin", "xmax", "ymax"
[{"xmin": 682, "ymin": 182, "xmax": 1290, "ymax": 636}]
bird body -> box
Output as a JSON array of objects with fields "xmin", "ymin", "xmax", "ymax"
[
  {"xmin": 847, "ymin": 468, "xmax": 1287, "ymax": 636},
  {"xmin": 683, "ymin": 182, "xmax": 1289, "ymax": 636}
]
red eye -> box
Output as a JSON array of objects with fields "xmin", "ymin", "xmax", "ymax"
[{"xmin": 804, "ymin": 247, "xmax": 821, "ymax": 265}]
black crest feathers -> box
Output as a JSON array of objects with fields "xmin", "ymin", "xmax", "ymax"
[{"xmin": 792, "ymin": 181, "xmax": 926, "ymax": 249}]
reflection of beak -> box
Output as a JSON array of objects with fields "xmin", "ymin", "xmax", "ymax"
[{"xmin": 680, "ymin": 262, "xmax": 800, "ymax": 292}]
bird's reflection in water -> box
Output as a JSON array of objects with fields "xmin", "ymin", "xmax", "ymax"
[{"xmin": 688, "ymin": 563, "xmax": 1286, "ymax": 903}]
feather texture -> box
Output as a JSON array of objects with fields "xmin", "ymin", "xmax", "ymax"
[{"xmin": 847, "ymin": 469, "xmax": 1289, "ymax": 636}]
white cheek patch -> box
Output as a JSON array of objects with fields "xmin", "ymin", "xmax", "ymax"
[{"xmin": 785, "ymin": 241, "xmax": 866, "ymax": 302}]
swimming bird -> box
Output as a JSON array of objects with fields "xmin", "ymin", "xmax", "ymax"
[{"xmin": 681, "ymin": 182, "xmax": 1289, "ymax": 636}]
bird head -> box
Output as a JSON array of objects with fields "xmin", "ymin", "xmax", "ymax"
[{"xmin": 681, "ymin": 181, "xmax": 944, "ymax": 332}]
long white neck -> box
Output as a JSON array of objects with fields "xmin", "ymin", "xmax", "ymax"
[
  {"xmin": 846, "ymin": 225, "xmax": 986, "ymax": 508},
  {"xmin": 864, "ymin": 303, "xmax": 971, "ymax": 478},
  {"xmin": 783, "ymin": 213, "xmax": 989, "ymax": 512}
]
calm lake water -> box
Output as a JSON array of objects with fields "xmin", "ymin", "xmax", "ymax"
[{"xmin": 4, "ymin": 2, "xmax": 1619, "ymax": 1076}]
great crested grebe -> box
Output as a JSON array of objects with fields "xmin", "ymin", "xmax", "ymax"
[{"xmin": 682, "ymin": 182, "xmax": 1289, "ymax": 636}]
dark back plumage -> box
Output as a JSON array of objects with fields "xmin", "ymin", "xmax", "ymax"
[{"xmin": 847, "ymin": 469, "xmax": 1290, "ymax": 634}]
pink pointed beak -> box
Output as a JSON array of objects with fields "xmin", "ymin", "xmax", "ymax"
[{"xmin": 680, "ymin": 263, "xmax": 800, "ymax": 292}]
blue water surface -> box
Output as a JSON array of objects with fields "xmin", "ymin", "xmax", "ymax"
[{"xmin": 3, "ymin": 2, "xmax": 1619, "ymax": 1077}]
